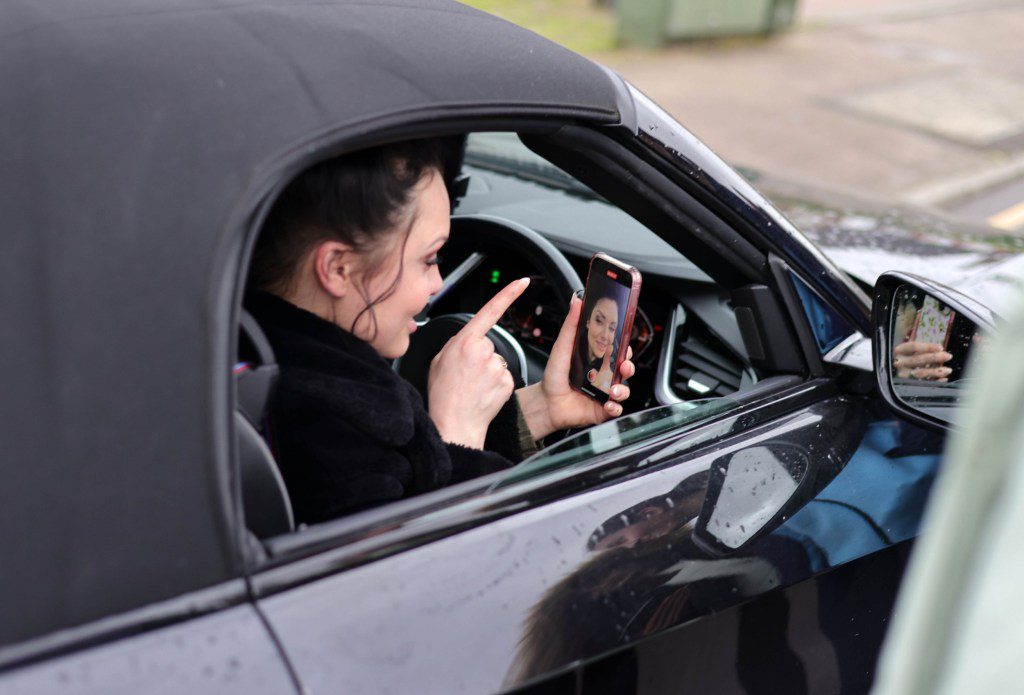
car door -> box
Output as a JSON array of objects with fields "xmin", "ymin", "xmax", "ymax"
[
  {"xmin": 535, "ymin": 402, "xmax": 941, "ymax": 695},
  {"xmin": 249, "ymin": 368, "xmax": 938, "ymax": 693},
  {"xmin": 0, "ymin": 606, "xmax": 298, "ymax": 695}
]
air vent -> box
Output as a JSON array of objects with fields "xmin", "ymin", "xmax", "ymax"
[{"xmin": 672, "ymin": 322, "xmax": 744, "ymax": 399}]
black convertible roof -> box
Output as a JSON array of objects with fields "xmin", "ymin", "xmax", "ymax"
[{"xmin": 0, "ymin": 0, "xmax": 621, "ymax": 651}]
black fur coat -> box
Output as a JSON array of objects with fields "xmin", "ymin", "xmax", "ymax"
[{"xmin": 246, "ymin": 291, "xmax": 518, "ymax": 525}]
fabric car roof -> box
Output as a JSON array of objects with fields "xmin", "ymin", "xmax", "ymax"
[{"xmin": 0, "ymin": 0, "xmax": 621, "ymax": 649}]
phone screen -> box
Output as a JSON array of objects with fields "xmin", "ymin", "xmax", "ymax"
[
  {"xmin": 911, "ymin": 295, "xmax": 955, "ymax": 348},
  {"xmin": 570, "ymin": 255, "xmax": 639, "ymax": 398}
]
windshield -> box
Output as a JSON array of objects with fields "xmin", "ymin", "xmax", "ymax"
[
  {"xmin": 492, "ymin": 398, "xmax": 741, "ymax": 490},
  {"xmin": 464, "ymin": 132, "xmax": 599, "ymax": 199}
]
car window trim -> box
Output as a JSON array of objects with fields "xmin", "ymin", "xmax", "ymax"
[
  {"xmin": 251, "ymin": 377, "xmax": 835, "ymax": 598},
  {"xmin": 769, "ymin": 254, "xmax": 827, "ymax": 377}
]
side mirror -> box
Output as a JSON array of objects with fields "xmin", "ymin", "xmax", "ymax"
[
  {"xmin": 694, "ymin": 443, "xmax": 812, "ymax": 554},
  {"xmin": 872, "ymin": 272, "xmax": 994, "ymax": 430},
  {"xmin": 693, "ymin": 397, "xmax": 866, "ymax": 556}
]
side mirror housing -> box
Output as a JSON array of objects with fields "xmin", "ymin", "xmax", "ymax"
[
  {"xmin": 693, "ymin": 397, "xmax": 867, "ymax": 556},
  {"xmin": 872, "ymin": 272, "xmax": 994, "ymax": 431}
]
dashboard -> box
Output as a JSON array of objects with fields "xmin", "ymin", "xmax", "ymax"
[
  {"xmin": 430, "ymin": 238, "xmax": 747, "ymax": 411},
  {"xmin": 433, "ymin": 252, "xmax": 656, "ymax": 362},
  {"xmin": 434, "ymin": 142, "xmax": 754, "ymax": 410}
]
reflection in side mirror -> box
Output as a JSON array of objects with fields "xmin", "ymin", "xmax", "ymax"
[
  {"xmin": 890, "ymin": 285, "xmax": 979, "ymax": 423},
  {"xmin": 700, "ymin": 444, "xmax": 807, "ymax": 550},
  {"xmin": 692, "ymin": 396, "xmax": 866, "ymax": 556},
  {"xmin": 696, "ymin": 446, "xmax": 806, "ymax": 552},
  {"xmin": 874, "ymin": 272, "xmax": 994, "ymax": 430}
]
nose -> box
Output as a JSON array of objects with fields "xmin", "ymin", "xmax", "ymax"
[{"xmin": 429, "ymin": 263, "xmax": 443, "ymax": 295}]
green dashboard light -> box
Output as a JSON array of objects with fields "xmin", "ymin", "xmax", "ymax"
[{"xmin": 490, "ymin": 269, "xmax": 501, "ymax": 284}]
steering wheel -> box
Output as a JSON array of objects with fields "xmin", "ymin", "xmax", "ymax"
[{"xmin": 395, "ymin": 214, "xmax": 583, "ymax": 403}]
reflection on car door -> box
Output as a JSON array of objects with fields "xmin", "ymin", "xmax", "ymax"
[
  {"xmin": 253, "ymin": 380, "xmax": 940, "ymax": 694},
  {"xmin": 552, "ymin": 406, "xmax": 942, "ymax": 694}
]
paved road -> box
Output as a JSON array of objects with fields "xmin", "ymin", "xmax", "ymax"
[
  {"xmin": 947, "ymin": 177, "xmax": 1024, "ymax": 231},
  {"xmin": 599, "ymin": 0, "xmax": 1024, "ymax": 234}
]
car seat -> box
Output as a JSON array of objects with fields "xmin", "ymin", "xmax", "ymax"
[{"xmin": 235, "ymin": 310, "xmax": 295, "ymax": 539}]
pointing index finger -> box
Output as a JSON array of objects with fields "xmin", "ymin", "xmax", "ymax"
[{"xmin": 462, "ymin": 277, "xmax": 530, "ymax": 338}]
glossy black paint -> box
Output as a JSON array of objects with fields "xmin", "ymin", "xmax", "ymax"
[
  {"xmin": 255, "ymin": 381, "xmax": 824, "ymax": 589},
  {"xmin": 1, "ymin": 606, "xmax": 296, "ymax": 695},
  {"xmin": 253, "ymin": 384, "xmax": 941, "ymax": 693},
  {"xmin": 540, "ymin": 541, "xmax": 914, "ymax": 695},
  {"xmin": 550, "ymin": 407, "xmax": 940, "ymax": 693},
  {"xmin": 0, "ymin": 582, "xmax": 251, "ymax": 674}
]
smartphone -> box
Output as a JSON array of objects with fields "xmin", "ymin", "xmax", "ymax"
[
  {"xmin": 910, "ymin": 295, "xmax": 955, "ymax": 349},
  {"xmin": 570, "ymin": 253, "xmax": 642, "ymax": 403}
]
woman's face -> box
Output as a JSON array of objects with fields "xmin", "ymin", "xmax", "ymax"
[
  {"xmin": 344, "ymin": 170, "xmax": 447, "ymax": 359},
  {"xmin": 586, "ymin": 297, "xmax": 618, "ymax": 362}
]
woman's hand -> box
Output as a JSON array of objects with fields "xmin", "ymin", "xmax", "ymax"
[
  {"xmin": 428, "ymin": 278, "xmax": 530, "ymax": 449},
  {"xmin": 517, "ymin": 294, "xmax": 635, "ymax": 441},
  {"xmin": 893, "ymin": 341, "xmax": 953, "ymax": 381}
]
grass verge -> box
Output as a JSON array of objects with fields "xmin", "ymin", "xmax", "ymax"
[{"xmin": 460, "ymin": 0, "xmax": 617, "ymax": 54}]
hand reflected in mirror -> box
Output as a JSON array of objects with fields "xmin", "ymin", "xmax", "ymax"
[
  {"xmin": 892, "ymin": 341, "xmax": 953, "ymax": 382},
  {"xmin": 875, "ymin": 273, "xmax": 993, "ymax": 429}
]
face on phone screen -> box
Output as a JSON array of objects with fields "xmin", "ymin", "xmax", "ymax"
[{"xmin": 570, "ymin": 260, "xmax": 633, "ymax": 396}]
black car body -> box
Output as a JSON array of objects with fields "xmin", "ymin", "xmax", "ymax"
[{"xmin": 2, "ymin": 1, "xmax": 1014, "ymax": 693}]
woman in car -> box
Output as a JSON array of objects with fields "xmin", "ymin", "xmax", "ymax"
[{"xmin": 245, "ymin": 138, "xmax": 634, "ymax": 524}]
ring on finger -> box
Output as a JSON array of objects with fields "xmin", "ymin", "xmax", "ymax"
[{"xmin": 495, "ymin": 354, "xmax": 508, "ymax": 370}]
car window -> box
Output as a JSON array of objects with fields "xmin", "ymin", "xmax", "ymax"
[
  {"xmin": 462, "ymin": 133, "xmax": 713, "ymax": 283},
  {"xmin": 465, "ymin": 132, "xmax": 591, "ymax": 195},
  {"xmin": 243, "ymin": 130, "xmax": 755, "ymax": 549},
  {"xmin": 492, "ymin": 398, "xmax": 741, "ymax": 490},
  {"xmin": 790, "ymin": 271, "xmax": 856, "ymax": 354}
]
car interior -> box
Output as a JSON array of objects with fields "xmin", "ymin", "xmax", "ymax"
[{"xmin": 233, "ymin": 127, "xmax": 855, "ymax": 555}]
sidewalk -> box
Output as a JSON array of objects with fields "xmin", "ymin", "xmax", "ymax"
[{"xmin": 596, "ymin": 0, "xmax": 1024, "ymax": 219}]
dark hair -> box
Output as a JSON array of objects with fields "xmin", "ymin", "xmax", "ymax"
[{"xmin": 249, "ymin": 137, "xmax": 459, "ymax": 338}]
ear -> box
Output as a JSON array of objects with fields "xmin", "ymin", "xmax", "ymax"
[{"xmin": 311, "ymin": 240, "xmax": 355, "ymax": 299}]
